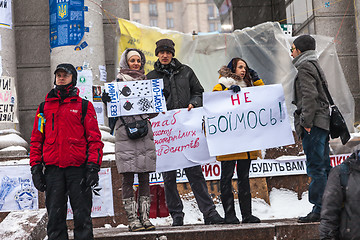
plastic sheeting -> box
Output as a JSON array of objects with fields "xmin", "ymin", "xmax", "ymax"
[{"xmin": 116, "ymin": 19, "xmax": 354, "ymax": 132}]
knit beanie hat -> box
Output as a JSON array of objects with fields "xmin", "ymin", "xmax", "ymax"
[
  {"xmin": 155, "ymin": 38, "xmax": 175, "ymax": 56},
  {"xmin": 126, "ymin": 50, "xmax": 141, "ymax": 61},
  {"xmin": 293, "ymin": 35, "xmax": 316, "ymax": 53},
  {"xmin": 54, "ymin": 63, "xmax": 78, "ymax": 86}
]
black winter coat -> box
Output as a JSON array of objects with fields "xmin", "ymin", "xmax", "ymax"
[
  {"xmin": 146, "ymin": 58, "xmax": 204, "ymax": 110},
  {"xmin": 320, "ymin": 151, "xmax": 360, "ymax": 240}
]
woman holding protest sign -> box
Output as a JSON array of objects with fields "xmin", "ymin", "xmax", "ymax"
[
  {"xmin": 102, "ymin": 48, "xmax": 157, "ymax": 232},
  {"xmin": 213, "ymin": 58, "xmax": 264, "ymax": 224}
]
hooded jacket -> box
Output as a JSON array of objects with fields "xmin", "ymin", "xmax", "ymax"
[
  {"xmin": 320, "ymin": 151, "xmax": 360, "ymax": 240},
  {"xmin": 213, "ymin": 64, "xmax": 263, "ymax": 161},
  {"xmin": 146, "ymin": 58, "xmax": 204, "ymax": 110},
  {"xmin": 292, "ymin": 50, "xmax": 330, "ymax": 138},
  {"xmin": 30, "ymin": 88, "xmax": 103, "ymax": 168},
  {"xmin": 114, "ymin": 48, "xmax": 157, "ymax": 173}
]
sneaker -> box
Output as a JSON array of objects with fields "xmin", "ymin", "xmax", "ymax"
[
  {"xmin": 172, "ymin": 217, "xmax": 184, "ymax": 226},
  {"xmin": 242, "ymin": 215, "xmax": 261, "ymax": 223},
  {"xmin": 204, "ymin": 212, "xmax": 225, "ymax": 225},
  {"xmin": 298, "ymin": 212, "xmax": 320, "ymax": 223},
  {"xmin": 224, "ymin": 215, "xmax": 240, "ymax": 224}
]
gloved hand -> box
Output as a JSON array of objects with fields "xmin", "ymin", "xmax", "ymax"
[
  {"xmin": 248, "ymin": 68, "xmax": 260, "ymax": 81},
  {"xmin": 31, "ymin": 164, "xmax": 46, "ymax": 192},
  {"xmin": 229, "ymin": 85, "xmax": 241, "ymax": 93},
  {"xmin": 85, "ymin": 162, "xmax": 100, "ymax": 187},
  {"xmin": 101, "ymin": 91, "xmax": 111, "ymax": 104}
]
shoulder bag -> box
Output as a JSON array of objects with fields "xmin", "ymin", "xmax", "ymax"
[
  {"xmin": 120, "ymin": 116, "xmax": 149, "ymax": 140},
  {"xmin": 310, "ymin": 61, "xmax": 350, "ymax": 145}
]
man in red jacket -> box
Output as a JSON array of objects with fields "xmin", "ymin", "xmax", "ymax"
[{"xmin": 30, "ymin": 63, "xmax": 104, "ymax": 240}]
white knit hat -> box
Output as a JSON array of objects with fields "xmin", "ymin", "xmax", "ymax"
[{"xmin": 126, "ymin": 50, "xmax": 141, "ymax": 61}]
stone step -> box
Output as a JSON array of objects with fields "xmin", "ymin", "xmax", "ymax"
[{"xmin": 69, "ymin": 219, "xmax": 319, "ymax": 240}]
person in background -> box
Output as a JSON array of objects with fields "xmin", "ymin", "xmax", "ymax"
[
  {"xmin": 320, "ymin": 150, "xmax": 360, "ymax": 240},
  {"xmin": 213, "ymin": 57, "xmax": 263, "ymax": 224},
  {"xmin": 291, "ymin": 35, "xmax": 331, "ymax": 223},
  {"xmin": 102, "ymin": 48, "xmax": 157, "ymax": 232},
  {"xmin": 146, "ymin": 38, "xmax": 224, "ymax": 226},
  {"xmin": 30, "ymin": 63, "xmax": 104, "ymax": 240}
]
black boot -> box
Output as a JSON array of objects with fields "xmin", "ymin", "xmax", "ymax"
[{"xmin": 239, "ymin": 188, "xmax": 260, "ymax": 223}]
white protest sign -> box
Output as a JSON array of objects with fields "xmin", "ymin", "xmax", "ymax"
[
  {"xmin": 0, "ymin": 76, "xmax": 17, "ymax": 123},
  {"xmin": 0, "ymin": 0, "xmax": 12, "ymax": 29},
  {"xmin": 203, "ymin": 84, "xmax": 294, "ymax": 157},
  {"xmin": 151, "ymin": 108, "xmax": 216, "ymax": 172},
  {"xmin": 105, "ymin": 78, "xmax": 166, "ymax": 117},
  {"xmin": 67, "ymin": 168, "xmax": 114, "ymax": 219}
]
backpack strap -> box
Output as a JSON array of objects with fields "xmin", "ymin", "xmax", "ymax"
[
  {"xmin": 339, "ymin": 162, "xmax": 350, "ymax": 202},
  {"xmin": 81, "ymin": 99, "xmax": 89, "ymax": 125},
  {"xmin": 39, "ymin": 101, "xmax": 45, "ymax": 114}
]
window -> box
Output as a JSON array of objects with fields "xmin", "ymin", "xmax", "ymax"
[
  {"xmin": 167, "ymin": 18, "xmax": 174, "ymax": 28},
  {"xmin": 209, "ymin": 23, "xmax": 215, "ymax": 32},
  {"xmin": 150, "ymin": 19, "xmax": 158, "ymax": 27},
  {"xmin": 133, "ymin": 3, "xmax": 140, "ymax": 13},
  {"xmin": 166, "ymin": 2, "xmax": 173, "ymax": 12},
  {"xmin": 149, "ymin": 3, "xmax": 158, "ymax": 16},
  {"xmin": 208, "ymin": 5, "xmax": 214, "ymax": 19}
]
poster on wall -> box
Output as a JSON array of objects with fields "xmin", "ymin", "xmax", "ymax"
[
  {"xmin": 0, "ymin": 76, "xmax": 17, "ymax": 123},
  {"xmin": 0, "ymin": 0, "xmax": 12, "ymax": 29},
  {"xmin": 77, "ymin": 69, "xmax": 93, "ymax": 101},
  {"xmin": 49, "ymin": 0, "xmax": 85, "ymax": 48},
  {"xmin": 67, "ymin": 168, "xmax": 114, "ymax": 219},
  {"xmin": 0, "ymin": 165, "xmax": 38, "ymax": 212}
]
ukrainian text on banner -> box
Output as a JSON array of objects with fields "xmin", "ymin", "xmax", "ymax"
[
  {"xmin": 0, "ymin": 76, "xmax": 17, "ymax": 123},
  {"xmin": 203, "ymin": 84, "xmax": 294, "ymax": 156},
  {"xmin": 150, "ymin": 108, "xmax": 215, "ymax": 172},
  {"xmin": 147, "ymin": 153, "xmax": 352, "ymax": 184},
  {"xmin": 67, "ymin": 168, "xmax": 114, "ymax": 219},
  {"xmin": 0, "ymin": 0, "xmax": 12, "ymax": 29},
  {"xmin": 105, "ymin": 79, "xmax": 166, "ymax": 117}
]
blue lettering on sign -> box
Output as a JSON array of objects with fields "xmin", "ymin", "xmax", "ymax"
[{"xmin": 152, "ymin": 79, "xmax": 164, "ymax": 112}]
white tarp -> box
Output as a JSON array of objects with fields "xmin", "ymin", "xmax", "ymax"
[
  {"xmin": 203, "ymin": 84, "xmax": 294, "ymax": 156},
  {"xmin": 117, "ymin": 19, "xmax": 354, "ymax": 132}
]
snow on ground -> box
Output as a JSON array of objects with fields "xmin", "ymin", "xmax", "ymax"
[{"xmin": 143, "ymin": 188, "xmax": 311, "ymax": 227}]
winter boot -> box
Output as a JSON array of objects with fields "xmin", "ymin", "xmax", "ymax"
[
  {"xmin": 138, "ymin": 196, "xmax": 156, "ymax": 231},
  {"xmin": 123, "ymin": 197, "xmax": 145, "ymax": 232},
  {"xmin": 239, "ymin": 191, "xmax": 260, "ymax": 223},
  {"xmin": 221, "ymin": 194, "xmax": 240, "ymax": 224}
]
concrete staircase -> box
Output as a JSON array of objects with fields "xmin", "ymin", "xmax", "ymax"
[{"xmin": 69, "ymin": 219, "xmax": 320, "ymax": 240}]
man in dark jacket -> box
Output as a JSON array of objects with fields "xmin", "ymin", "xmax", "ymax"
[
  {"xmin": 291, "ymin": 35, "xmax": 331, "ymax": 223},
  {"xmin": 147, "ymin": 38, "xmax": 224, "ymax": 226},
  {"xmin": 30, "ymin": 63, "xmax": 104, "ymax": 240},
  {"xmin": 320, "ymin": 150, "xmax": 360, "ymax": 240}
]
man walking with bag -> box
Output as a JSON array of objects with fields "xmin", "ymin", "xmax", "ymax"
[
  {"xmin": 291, "ymin": 35, "xmax": 331, "ymax": 223},
  {"xmin": 147, "ymin": 38, "xmax": 224, "ymax": 226}
]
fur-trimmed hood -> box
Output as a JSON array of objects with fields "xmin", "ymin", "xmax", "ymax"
[{"xmin": 218, "ymin": 66, "xmax": 248, "ymax": 88}]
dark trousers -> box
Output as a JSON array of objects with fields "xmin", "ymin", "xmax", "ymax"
[
  {"xmin": 302, "ymin": 126, "xmax": 331, "ymax": 214},
  {"xmin": 220, "ymin": 159, "xmax": 252, "ymax": 219},
  {"xmin": 45, "ymin": 166, "xmax": 93, "ymax": 240},
  {"xmin": 122, "ymin": 172, "xmax": 150, "ymax": 199},
  {"xmin": 163, "ymin": 165, "xmax": 216, "ymax": 219}
]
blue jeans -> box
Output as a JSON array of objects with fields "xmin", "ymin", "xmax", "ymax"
[{"xmin": 302, "ymin": 126, "xmax": 331, "ymax": 214}]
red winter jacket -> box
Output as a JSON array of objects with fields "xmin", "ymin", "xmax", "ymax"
[{"xmin": 30, "ymin": 88, "xmax": 104, "ymax": 168}]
